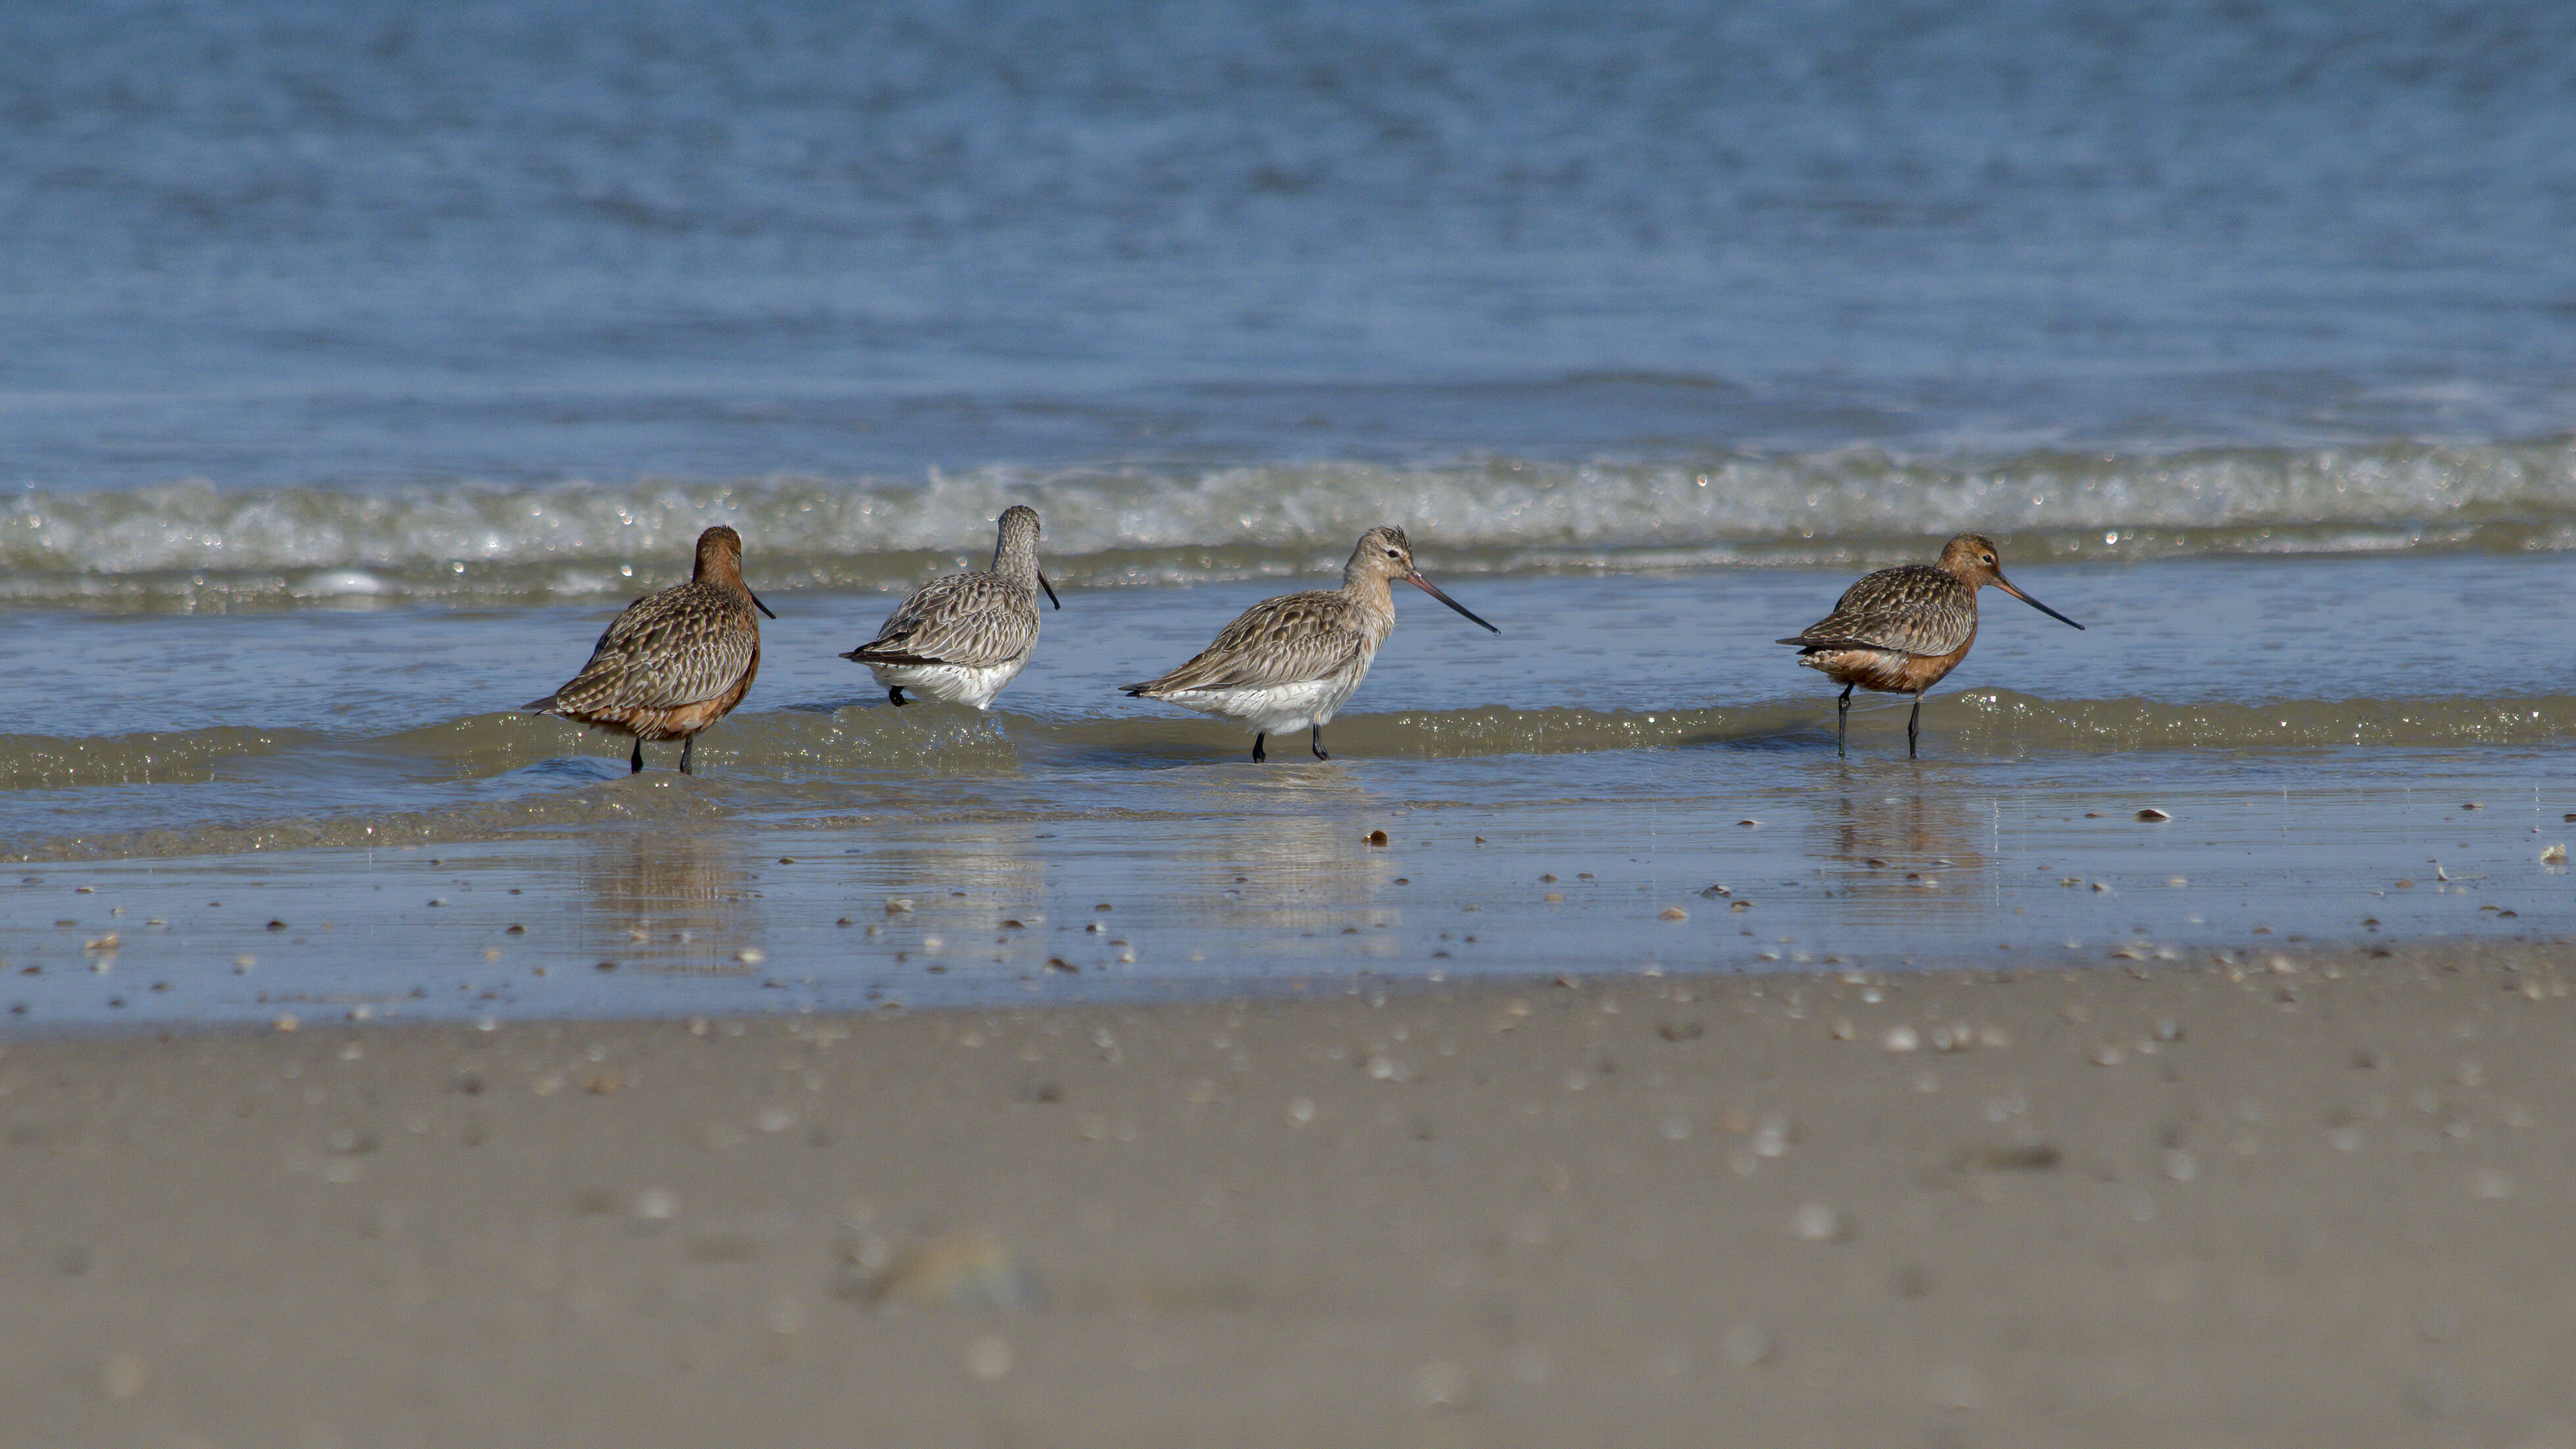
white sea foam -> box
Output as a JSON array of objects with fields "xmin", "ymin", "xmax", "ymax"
[{"xmin": 5, "ymin": 440, "xmax": 2575, "ymax": 603}]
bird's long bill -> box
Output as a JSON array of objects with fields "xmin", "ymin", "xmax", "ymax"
[
  {"xmin": 748, "ymin": 588, "xmax": 779, "ymax": 620},
  {"xmin": 1038, "ymin": 571, "xmax": 1062, "ymax": 610},
  {"xmin": 1996, "ymin": 576, "xmax": 2082, "ymax": 630},
  {"xmin": 1406, "ymin": 572, "xmax": 1500, "ymax": 633}
]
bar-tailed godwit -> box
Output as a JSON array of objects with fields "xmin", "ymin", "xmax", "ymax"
[
  {"xmin": 1778, "ymin": 532, "xmax": 2082, "ymax": 757},
  {"xmin": 1122, "ymin": 526, "xmax": 1497, "ymax": 762},
  {"xmin": 840, "ymin": 505, "xmax": 1059, "ymax": 710},
  {"xmin": 523, "ymin": 524, "xmax": 775, "ymax": 775}
]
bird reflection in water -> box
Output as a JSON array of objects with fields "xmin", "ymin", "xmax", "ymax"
[
  {"xmin": 1814, "ymin": 786, "xmax": 1992, "ymax": 919},
  {"xmin": 580, "ymin": 827, "xmax": 762, "ymax": 975}
]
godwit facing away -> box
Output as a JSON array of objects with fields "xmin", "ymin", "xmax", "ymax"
[
  {"xmin": 840, "ymin": 505, "xmax": 1060, "ymax": 709},
  {"xmin": 1778, "ymin": 532, "xmax": 2082, "ymax": 758},
  {"xmin": 523, "ymin": 524, "xmax": 775, "ymax": 775},
  {"xmin": 1122, "ymin": 526, "xmax": 1497, "ymax": 763}
]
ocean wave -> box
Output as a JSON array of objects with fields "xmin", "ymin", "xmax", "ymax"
[{"xmin": 7, "ymin": 438, "xmax": 2576, "ymax": 607}]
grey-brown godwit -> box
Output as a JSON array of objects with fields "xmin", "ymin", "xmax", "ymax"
[
  {"xmin": 1778, "ymin": 532, "xmax": 2083, "ymax": 758},
  {"xmin": 1121, "ymin": 526, "xmax": 1497, "ymax": 763},
  {"xmin": 523, "ymin": 524, "xmax": 775, "ymax": 775},
  {"xmin": 840, "ymin": 505, "xmax": 1059, "ymax": 709}
]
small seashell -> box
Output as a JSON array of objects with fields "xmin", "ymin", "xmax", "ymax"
[
  {"xmin": 2542, "ymin": 844, "xmax": 2567, "ymax": 865},
  {"xmin": 1788, "ymin": 1204, "xmax": 1851, "ymax": 1242},
  {"xmin": 1364, "ymin": 830, "xmax": 1389, "ymax": 846},
  {"xmin": 2135, "ymin": 807, "xmax": 2171, "ymax": 822},
  {"xmin": 1658, "ymin": 907, "xmax": 1688, "ymax": 921}
]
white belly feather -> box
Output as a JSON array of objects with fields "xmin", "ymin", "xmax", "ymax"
[
  {"xmin": 1153, "ymin": 671, "xmax": 1365, "ymax": 736},
  {"xmin": 865, "ymin": 657, "xmax": 1029, "ymax": 710}
]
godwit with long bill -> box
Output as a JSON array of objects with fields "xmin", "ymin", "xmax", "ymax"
[
  {"xmin": 840, "ymin": 505, "xmax": 1060, "ymax": 709},
  {"xmin": 1121, "ymin": 526, "xmax": 1497, "ymax": 762},
  {"xmin": 1778, "ymin": 532, "xmax": 2082, "ymax": 758},
  {"xmin": 523, "ymin": 524, "xmax": 775, "ymax": 775}
]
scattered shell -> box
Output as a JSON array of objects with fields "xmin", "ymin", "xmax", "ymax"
[
  {"xmin": 1880, "ymin": 1025, "xmax": 1920, "ymax": 1053},
  {"xmin": 1788, "ymin": 1204, "xmax": 1851, "ymax": 1242},
  {"xmin": 885, "ymin": 898, "xmax": 915, "ymax": 914},
  {"xmin": 2135, "ymin": 807, "xmax": 2171, "ymax": 822},
  {"xmin": 863, "ymin": 1231, "xmax": 1041, "ymax": 1311},
  {"xmin": 965, "ymin": 1334, "xmax": 1014, "ymax": 1381},
  {"xmin": 98, "ymin": 1352, "xmax": 147, "ymax": 1401},
  {"xmin": 1658, "ymin": 907, "xmax": 1688, "ymax": 922},
  {"xmin": 734, "ymin": 947, "xmax": 766, "ymax": 965},
  {"xmin": 1406, "ymin": 1361, "xmax": 1476, "ymax": 1410},
  {"xmin": 1364, "ymin": 830, "xmax": 1390, "ymax": 847},
  {"xmin": 1721, "ymin": 1323, "xmax": 1776, "ymax": 1367},
  {"xmin": 2542, "ymin": 844, "xmax": 2567, "ymax": 865}
]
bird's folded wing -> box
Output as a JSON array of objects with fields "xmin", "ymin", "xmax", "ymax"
[
  {"xmin": 552, "ymin": 597, "xmax": 758, "ymax": 711},
  {"xmin": 1127, "ymin": 594, "xmax": 1368, "ymax": 693},
  {"xmin": 1786, "ymin": 567, "xmax": 1975, "ymax": 656},
  {"xmin": 848, "ymin": 576, "xmax": 1033, "ymax": 668}
]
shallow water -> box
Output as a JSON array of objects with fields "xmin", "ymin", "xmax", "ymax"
[
  {"xmin": 5, "ymin": 553, "xmax": 2574, "ymax": 1030},
  {"xmin": 7, "ymin": 0, "xmax": 2576, "ymax": 1029}
]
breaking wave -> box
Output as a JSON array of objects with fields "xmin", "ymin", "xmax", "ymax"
[{"xmin": 9, "ymin": 438, "xmax": 2576, "ymax": 607}]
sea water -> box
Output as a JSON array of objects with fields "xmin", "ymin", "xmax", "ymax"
[{"xmin": 5, "ymin": 0, "xmax": 2575, "ymax": 1027}]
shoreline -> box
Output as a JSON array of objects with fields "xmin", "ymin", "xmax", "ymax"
[{"xmin": 5, "ymin": 942, "xmax": 2570, "ymax": 1446}]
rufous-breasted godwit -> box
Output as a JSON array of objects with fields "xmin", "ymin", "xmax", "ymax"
[
  {"xmin": 523, "ymin": 525, "xmax": 775, "ymax": 775},
  {"xmin": 1778, "ymin": 532, "xmax": 2082, "ymax": 757}
]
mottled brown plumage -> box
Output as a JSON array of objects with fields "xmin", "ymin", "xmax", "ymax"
[
  {"xmin": 1778, "ymin": 532, "xmax": 2083, "ymax": 757},
  {"xmin": 1123, "ymin": 526, "xmax": 1498, "ymax": 762},
  {"xmin": 524, "ymin": 525, "xmax": 775, "ymax": 775},
  {"xmin": 841, "ymin": 505, "xmax": 1058, "ymax": 709}
]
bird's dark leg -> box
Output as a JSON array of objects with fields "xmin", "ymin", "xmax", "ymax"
[
  {"xmin": 679, "ymin": 737, "xmax": 695, "ymax": 775},
  {"xmin": 629, "ymin": 740, "xmax": 645, "ymax": 775},
  {"xmin": 888, "ymin": 686, "xmax": 907, "ymax": 707},
  {"xmin": 1907, "ymin": 693, "xmax": 1922, "ymax": 759},
  {"xmin": 1311, "ymin": 725, "xmax": 1329, "ymax": 761},
  {"xmin": 1836, "ymin": 684, "xmax": 1853, "ymax": 757},
  {"xmin": 1251, "ymin": 733, "xmax": 1267, "ymax": 764}
]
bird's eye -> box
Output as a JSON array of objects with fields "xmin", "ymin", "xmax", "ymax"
[
  {"xmin": 1385, "ymin": 549, "xmax": 1401, "ymax": 558},
  {"xmin": 1982, "ymin": 554, "xmax": 1996, "ymax": 565}
]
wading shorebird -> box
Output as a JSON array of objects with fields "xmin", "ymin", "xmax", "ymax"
[
  {"xmin": 1778, "ymin": 532, "xmax": 2082, "ymax": 759},
  {"xmin": 1121, "ymin": 526, "xmax": 1498, "ymax": 763},
  {"xmin": 523, "ymin": 524, "xmax": 775, "ymax": 775},
  {"xmin": 840, "ymin": 505, "xmax": 1060, "ymax": 709}
]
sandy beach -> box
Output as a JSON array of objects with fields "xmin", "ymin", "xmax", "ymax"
[{"xmin": 5, "ymin": 942, "xmax": 2569, "ymax": 1448}]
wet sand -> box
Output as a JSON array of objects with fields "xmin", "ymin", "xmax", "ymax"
[{"xmin": 4, "ymin": 943, "xmax": 2571, "ymax": 1448}]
